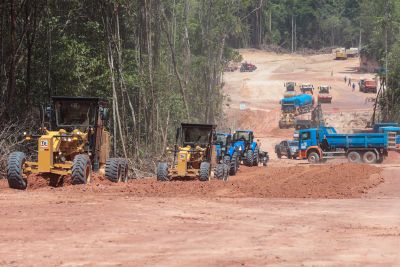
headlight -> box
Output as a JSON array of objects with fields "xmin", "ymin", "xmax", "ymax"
[{"xmin": 238, "ymin": 147, "xmax": 242, "ymax": 151}]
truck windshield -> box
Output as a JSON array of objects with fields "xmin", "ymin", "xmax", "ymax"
[
  {"xmin": 282, "ymin": 104, "xmax": 295, "ymax": 112},
  {"xmin": 55, "ymin": 101, "xmax": 96, "ymax": 128}
]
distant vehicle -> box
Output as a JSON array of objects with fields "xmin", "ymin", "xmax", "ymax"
[
  {"xmin": 335, "ymin": 49, "xmax": 347, "ymax": 60},
  {"xmin": 275, "ymin": 140, "xmax": 299, "ymax": 159},
  {"xmin": 317, "ymin": 85, "xmax": 332, "ymax": 104},
  {"xmin": 284, "ymin": 82, "xmax": 297, "ymax": 98},
  {"xmin": 279, "ymin": 94, "xmax": 314, "ymax": 129},
  {"xmin": 346, "ymin": 48, "xmax": 359, "ymax": 58},
  {"xmin": 240, "ymin": 62, "xmax": 257, "ymax": 72},
  {"xmin": 359, "ymin": 79, "xmax": 377, "ymax": 93},
  {"xmin": 300, "ymin": 84, "xmax": 314, "ymax": 95}
]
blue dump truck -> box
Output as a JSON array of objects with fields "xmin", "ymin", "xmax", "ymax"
[
  {"xmin": 215, "ymin": 132, "xmax": 240, "ymax": 175},
  {"xmin": 298, "ymin": 126, "xmax": 389, "ymax": 164},
  {"xmin": 279, "ymin": 94, "xmax": 314, "ymax": 129}
]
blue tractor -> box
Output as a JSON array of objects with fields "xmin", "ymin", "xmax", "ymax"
[
  {"xmin": 232, "ymin": 130, "xmax": 261, "ymax": 166},
  {"xmin": 215, "ymin": 132, "xmax": 240, "ymax": 175}
]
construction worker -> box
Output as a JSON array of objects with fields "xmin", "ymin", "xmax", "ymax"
[
  {"xmin": 352, "ymin": 83, "xmax": 355, "ymax": 92},
  {"xmin": 344, "ymin": 76, "xmax": 347, "ymax": 83},
  {"xmin": 348, "ymin": 77, "xmax": 351, "ymax": 86}
]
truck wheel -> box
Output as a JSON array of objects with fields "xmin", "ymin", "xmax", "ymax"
[
  {"xmin": 156, "ymin": 162, "xmax": 169, "ymax": 181},
  {"xmin": 245, "ymin": 150, "xmax": 254, "ymax": 166},
  {"xmin": 347, "ymin": 151, "xmax": 362, "ymax": 163},
  {"xmin": 199, "ymin": 162, "xmax": 210, "ymax": 181},
  {"xmin": 72, "ymin": 154, "xmax": 92, "ymax": 185},
  {"xmin": 307, "ymin": 152, "xmax": 320, "ymax": 164},
  {"xmin": 363, "ymin": 151, "xmax": 377, "ymax": 164},
  {"xmin": 223, "ymin": 163, "xmax": 229, "ymax": 181},
  {"xmin": 277, "ymin": 150, "xmax": 282, "ymax": 159},
  {"xmin": 229, "ymin": 152, "xmax": 238, "ymax": 175},
  {"xmin": 7, "ymin": 152, "xmax": 27, "ymax": 190},
  {"xmin": 105, "ymin": 158, "xmax": 121, "ymax": 183},
  {"xmin": 119, "ymin": 159, "xmax": 129, "ymax": 182},
  {"xmin": 215, "ymin": 163, "xmax": 225, "ymax": 180},
  {"xmin": 253, "ymin": 149, "xmax": 259, "ymax": 166}
]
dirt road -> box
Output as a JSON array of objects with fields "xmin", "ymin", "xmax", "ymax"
[{"xmin": 1, "ymin": 50, "xmax": 399, "ymax": 266}]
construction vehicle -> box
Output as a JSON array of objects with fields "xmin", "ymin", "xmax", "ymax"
[
  {"xmin": 215, "ymin": 132, "xmax": 239, "ymax": 175},
  {"xmin": 6, "ymin": 96, "xmax": 128, "ymax": 190},
  {"xmin": 298, "ymin": 126, "xmax": 390, "ymax": 164},
  {"xmin": 346, "ymin": 47, "xmax": 359, "ymax": 58},
  {"xmin": 359, "ymin": 79, "xmax": 377, "ymax": 93},
  {"xmin": 335, "ymin": 48, "xmax": 347, "ymax": 60},
  {"xmin": 299, "ymin": 84, "xmax": 314, "ymax": 95},
  {"xmin": 284, "ymin": 82, "xmax": 297, "ymax": 98},
  {"xmin": 240, "ymin": 62, "xmax": 257, "ymax": 72},
  {"xmin": 232, "ymin": 130, "xmax": 266, "ymax": 166},
  {"xmin": 294, "ymin": 104, "xmax": 325, "ymax": 130},
  {"xmin": 279, "ymin": 94, "xmax": 314, "ymax": 129},
  {"xmin": 157, "ymin": 123, "xmax": 228, "ymax": 181},
  {"xmin": 317, "ymin": 85, "xmax": 332, "ymax": 104}
]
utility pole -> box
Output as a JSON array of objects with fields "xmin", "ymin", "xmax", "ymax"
[{"xmin": 291, "ymin": 14, "xmax": 294, "ymax": 53}]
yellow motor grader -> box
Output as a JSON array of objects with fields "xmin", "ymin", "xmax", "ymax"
[
  {"xmin": 156, "ymin": 123, "xmax": 228, "ymax": 181},
  {"xmin": 7, "ymin": 96, "xmax": 128, "ymax": 190}
]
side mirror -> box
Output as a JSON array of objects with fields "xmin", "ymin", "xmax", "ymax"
[{"xmin": 100, "ymin": 107, "xmax": 109, "ymax": 121}]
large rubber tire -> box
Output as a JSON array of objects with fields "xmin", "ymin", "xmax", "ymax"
[
  {"xmin": 307, "ymin": 152, "xmax": 320, "ymax": 164},
  {"xmin": 245, "ymin": 150, "xmax": 254, "ymax": 166},
  {"xmin": 363, "ymin": 151, "xmax": 377, "ymax": 164},
  {"xmin": 105, "ymin": 158, "xmax": 121, "ymax": 183},
  {"xmin": 277, "ymin": 150, "xmax": 282, "ymax": 159},
  {"xmin": 223, "ymin": 155, "xmax": 231, "ymax": 165},
  {"xmin": 253, "ymin": 149, "xmax": 259, "ymax": 166},
  {"xmin": 215, "ymin": 163, "xmax": 225, "ymax": 180},
  {"xmin": 71, "ymin": 154, "xmax": 92, "ymax": 185},
  {"xmin": 119, "ymin": 159, "xmax": 129, "ymax": 182},
  {"xmin": 223, "ymin": 163, "xmax": 229, "ymax": 181},
  {"xmin": 156, "ymin": 162, "xmax": 169, "ymax": 181},
  {"xmin": 229, "ymin": 152, "xmax": 238, "ymax": 175},
  {"xmin": 7, "ymin": 152, "xmax": 27, "ymax": 190},
  {"xmin": 348, "ymin": 151, "xmax": 362, "ymax": 163},
  {"xmin": 199, "ymin": 162, "xmax": 210, "ymax": 181}
]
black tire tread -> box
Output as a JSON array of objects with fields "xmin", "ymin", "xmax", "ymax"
[
  {"xmin": 71, "ymin": 154, "xmax": 91, "ymax": 185},
  {"xmin": 105, "ymin": 158, "xmax": 121, "ymax": 183},
  {"xmin": 157, "ymin": 162, "xmax": 169, "ymax": 181},
  {"xmin": 199, "ymin": 162, "xmax": 210, "ymax": 182},
  {"xmin": 245, "ymin": 150, "xmax": 254, "ymax": 166},
  {"xmin": 7, "ymin": 152, "xmax": 27, "ymax": 190}
]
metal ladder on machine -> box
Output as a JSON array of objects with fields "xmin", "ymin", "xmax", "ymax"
[{"xmin": 387, "ymin": 132, "xmax": 398, "ymax": 151}]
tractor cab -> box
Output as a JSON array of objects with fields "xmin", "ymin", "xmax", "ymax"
[
  {"xmin": 232, "ymin": 130, "xmax": 260, "ymax": 166},
  {"xmin": 233, "ymin": 130, "xmax": 254, "ymax": 146},
  {"xmin": 300, "ymin": 84, "xmax": 314, "ymax": 95},
  {"xmin": 215, "ymin": 132, "xmax": 233, "ymax": 160}
]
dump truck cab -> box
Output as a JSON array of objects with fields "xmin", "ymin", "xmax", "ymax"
[
  {"xmin": 300, "ymin": 84, "xmax": 314, "ymax": 95},
  {"xmin": 157, "ymin": 123, "xmax": 229, "ymax": 181}
]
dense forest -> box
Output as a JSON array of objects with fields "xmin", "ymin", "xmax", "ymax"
[{"xmin": 0, "ymin": 0, "xmax": 400, "ymax": 171}]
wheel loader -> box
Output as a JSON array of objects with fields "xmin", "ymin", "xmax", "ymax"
[
  {"xmin": 157, "ymin": 123, "xmax": 228, "ymax": 181},
  {"xmin": 7, "ymin": 96, "xmax": 128, "ymax": 190}
]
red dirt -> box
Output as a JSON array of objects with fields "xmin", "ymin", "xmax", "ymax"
[{"xmin": 0, "ymin": 164, "xmax": 383, "ymax": 198}]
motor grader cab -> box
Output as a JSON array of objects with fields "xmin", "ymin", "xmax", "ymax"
[
  {"xmin": 156, "ymin": 123, "xmax": 228, "ymax": 181},
  {"xmin": 284, "ymin": 82, "xmax": 297, "ymax": 98},
  {"xmin": 6, "ymin": 96, "xmax": 128, "ymax": 190}
]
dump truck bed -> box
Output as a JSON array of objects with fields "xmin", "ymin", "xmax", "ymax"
[{"xmin": 325, "ymin": 133, "xmax": 388, "ymax": 149}]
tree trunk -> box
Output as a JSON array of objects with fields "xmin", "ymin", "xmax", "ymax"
[{"xmin": 6, "ymin": 0, "xmax": 17, "ymax": 111}]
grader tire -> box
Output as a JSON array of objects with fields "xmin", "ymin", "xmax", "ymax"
[
  {"xmin": 199, "ymin": 162, "xmax": 210, "ymax": 181},
  {"xmin": 229, "ymin": 152, "xmax": 238, "ymax": 175},
  {"xmin": 245, "ymin": 150, "xmax": 254, "ymax": 166},
  {"xmin": 119, "ymin": 159, "xmax": 129, "ymax": 182},
  {"xmin": 71, "ymin": 154, "xmax": 92, "ymax": 185},
  {"xmin": 156, "ymin": 162, "xmax": 169, "ymax": 181},
  {"xmin": 105, "ymin": 158, "xmax": 121, "ymax": 183},
  {"xmin": 7, "ymin": 152, "xmax": 27, "ymax": 190},
  {"xmin": 215, "ymin": 164, "xmax": 225, "ymax": 180}
]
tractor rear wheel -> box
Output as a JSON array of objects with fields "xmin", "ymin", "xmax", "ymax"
[
  {"xmin": 253, "ymin": 149, "xmax": 259, "ymax": 166},
  {"xmin": 199, "ymin": 162, "xmax": 210, "ymax": 181},
  {"xmin": 215, "ymin": 163, "xmax": 225, "ymax": 180},
  {"xmin": 229, "ymin": 152, "xmax": 238, "ymax": 175},
  {"xmin": 7, "ymin": 152, "xmax": 27, "ymax": 190},
  {"xmin": 245, "ymin": 150, "xmax": 254, "ymax": 166},
  {"xmin": 223, "ymin": 155, "xmax": 231, "ymax": 165},
  {"xmin": 71, "ymin": 154, "xmax": 92, "ymax": 185},
  {"xmin": 119, "ymin": 159, "xmax": 129, "ymax": 182},
  {"xmin": 156, "ymin": 162, "xmax": 169, "ymax": 181},
  {"xmin": 105, "ymin": 158, "xmax": 121, "ymax": 183}
]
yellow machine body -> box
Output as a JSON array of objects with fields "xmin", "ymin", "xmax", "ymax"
[
  {"xmin": 169, "ymin": 145, "xmax": 210, "ymax": 177},
  {"xmin": 335, "ymin": 50, "xmax": 347, "ymax": 60},
  {"xmin": 25, "ymin": 129, "xmax": 88, "ymax": 176}
]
